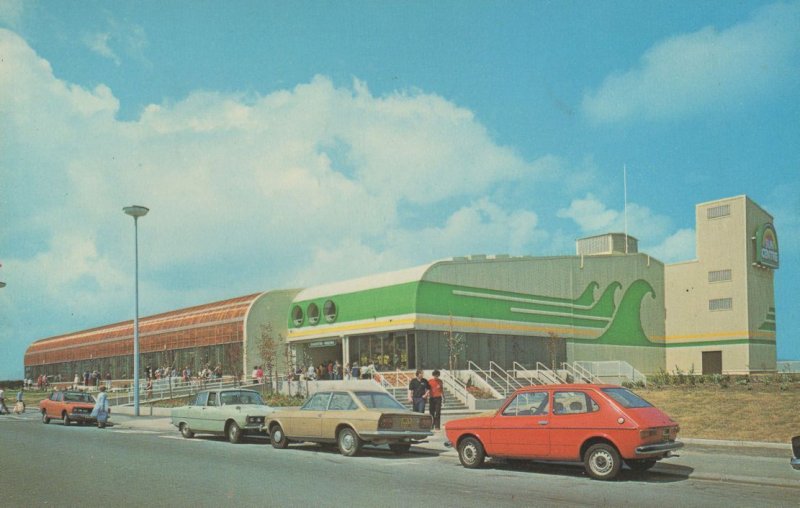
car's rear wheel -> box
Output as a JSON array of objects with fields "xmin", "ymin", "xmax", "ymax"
[
  {"xmin": 626, "ymin": 459, "xmax": 657, "ymax": 472},
  {"xmin": 41, "ymin": 411, "xmax": 50, "ymax": 424},
  {"xmin": 227, "ymin": 421, "xmax": 242, "ymax": 444},
  {"xmin": 389, "ymin": 443, "xmax": 411, "ymax": 455},
  {"xmin": 271, "ymin": 424, "xmax": 289, "ymax": 449},
  {"xmin": 337, "ymin": 427, "xmax": 362, "ymax": 457},
  {"xmin": 457, "ymin": 437, "xmax": 485, "ymax": 468},
  {"xmin": 584, "ymin": 443, "xmax": 622, "ymax": 480},
  {"xmin": 62, "ymin": 412, "xmax": 71, "ymax": 426},
  {"xmin": 179, "ymin": 423, "xmax": 194, "ymax": 439}
]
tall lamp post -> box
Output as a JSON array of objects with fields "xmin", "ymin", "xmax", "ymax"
[{"xmin": 123, "ymin": 205, "xmax": 149, "ymax": 416}]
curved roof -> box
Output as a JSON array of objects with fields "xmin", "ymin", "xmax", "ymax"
[
  {"xmin": 25, "ymin": 293, "xmax": 264, "ymax": 366},
  {"xmin": 292, "ymin": 262, "xmax": 438, "ymax": 302}
]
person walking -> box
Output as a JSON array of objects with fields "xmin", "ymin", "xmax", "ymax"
[
  {"xmin": 407, "ymin": 370, "xmax": 430, "ymax": 414},
  {"xmin": 0, "ymin": 387, "xmax": 8, "ymax": 415},
  {"xmin": 14, "ymin": 387, "xmax": 26, "ymax": 414},
  {"xmin": 91, "ymin": 386, "xmax": 110, "ymax": 428},
  {"xmin": 428, "ymin": 369, "xmax": 444, "ymax": 430}
]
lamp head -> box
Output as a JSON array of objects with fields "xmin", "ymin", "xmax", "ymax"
[{"xmin": 123, "ymin": 206, "xmax": 149, "ymax": 218}]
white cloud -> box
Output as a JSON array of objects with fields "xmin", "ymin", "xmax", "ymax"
[
  {"xmin": 84, "ymin": 32, "xmax": 120, "ymax": 65},
  {"xmin": 557, "ymin": 193, "xmax": 619, "ymax": 232},
  {"xmin": 646, "ymin": 228, "xmax": 696, "ymax": 263},
  {"xmin": 583, "ymin": 1, "xmax": 800, "ymax": 122},
  {"xmin": 556, "ymin": 193, "xmax": 687, "ymax": 260},
  {"xmin": 0, "ymin": 29, "xmax": 548, "ymax": 337}
]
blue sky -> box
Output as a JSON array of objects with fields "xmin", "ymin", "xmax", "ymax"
[{"xmin": 1, "ymin": 1, "xmax": 798, "ymax": 379}]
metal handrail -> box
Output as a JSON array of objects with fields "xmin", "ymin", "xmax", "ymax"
[
  {"xmin": 466, "ymin": 361, "xmax": 503, "ymax": 398},
  {"xmin": 489, "ymin": 361, "xmax": 525, "ymax": 395},
  {"xmin": 439, "ymin": 369, "xmax": 475, "ymax": 408},
  {"xmin": 561, "ymin": 362, "xmax": 601, "ymax": 384},
  {"xmin": 535, "ymin": 362, "xmax": 566, "ymax": 384},
  {"xmin": 511, "ymin": 361, "xmax": 543, "ymax": 386}
]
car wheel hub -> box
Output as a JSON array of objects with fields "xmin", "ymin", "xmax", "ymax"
[
  {"xmin": 342, "ymin": 433, "xmax": 354, "ymax": 450},
  {"xmin": 463, "ymin": 444, "xmax": 476, "ymax": 463},
  {"xmin": 591, "ymin": 450, "xmax": 613, "ymax": 474}
]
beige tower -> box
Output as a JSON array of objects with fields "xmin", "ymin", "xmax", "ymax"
[{"xmin": 665, "ymin": 196, "xmax": 778, "ymax": 374}]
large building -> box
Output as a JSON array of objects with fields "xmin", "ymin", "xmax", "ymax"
[{"xmin": 24, "ymin": 195, "xmax": 778, "ymax": 381}]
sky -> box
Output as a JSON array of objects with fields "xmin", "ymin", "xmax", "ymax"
[{"xmin": 0, "ymin": 0, "xmax": 798, "ymax": 380}]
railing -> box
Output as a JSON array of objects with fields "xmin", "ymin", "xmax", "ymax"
[
  {"xmin": 111, "ymin": 376, "xmax": 244, "ymax": 406},
  {"xmin": 488, "ymin": 361, "xmax": 526, "ymax": 396},
  {"xmin": 560, "ymin": 362, "xmax": 602, "ymax": 384},
  {"xmin": 511, "ymin": 361, "xmax": 566, "ymax": 385},
  {"xmin": 439, "ymin": 369, "xmax": 476, "ymax": 409},
  {"xmin": 466, "ymin": 361, "xmax": 503, "ymax": 398},
  {"xmin": 575, "ymin": 360, "xmax": 647, "ymax": 386},
  {"xmin": 511, "ymin": 362, "xmax": 542, "ymax": 386},
  {"xmin": 535, "ymin": 362, "xmax": 567, "ymax": 384}
]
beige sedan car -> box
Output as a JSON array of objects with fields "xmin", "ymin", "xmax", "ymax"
[{"xmin": 266, "ymin": 389, "xmax": 433, "ymax": 456}]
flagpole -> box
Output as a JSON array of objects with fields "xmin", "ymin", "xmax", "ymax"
[{"xmin": 623, "ymin": 164, "xmax": 628, "ymax": 254}]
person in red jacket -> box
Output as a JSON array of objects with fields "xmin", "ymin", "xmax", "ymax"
[{"xmin": 428, "ymin": 370, "xmax": 445, "ymax": 430}]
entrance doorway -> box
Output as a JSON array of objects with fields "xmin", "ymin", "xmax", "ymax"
[{"xmin": 702, "ymin": 351, "xmax": 722, "ymax": 375}]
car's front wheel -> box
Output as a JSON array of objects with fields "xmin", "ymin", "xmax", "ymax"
[
  {"xmin": 584, "ymin": 443, "xmax": 622, "ymax": 480},
  {"xmin": 271, "ymin": 424, "xmax": 289, "ymax": 449},
  {"xmin": 227, "ymin": 421, "xmax": 243, "ymax": 444},
  {"xmin": 179, "ymin": 423, "xmax": 194, "ymax": 439},
  {"xmin": 389, "ymin": 443, "xmax": 411, "ymax": 455},
  {"xmin": 626, "ymin": 459, "xmax": 657, "ymax": 472},
  {"xmin": 62, "ymin": 412, "xmax": 71, "ymax": 426},
  {"xmin": 41, "ymin": 411, "xmax": 50, "ymax": 424},
  {"xmin": 337, "ymin": 427, "xmax": 362, "ymax": 457},
  {"xmin": 457, "ymin": 437, "xmax": 485, "ymax": 468}
]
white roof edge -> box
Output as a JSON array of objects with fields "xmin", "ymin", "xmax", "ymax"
[{"xmin": 293, "ymin": 261, "xmax": 442, "ymax": 301}]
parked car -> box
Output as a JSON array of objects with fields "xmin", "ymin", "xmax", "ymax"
[
  {"xmin": 39, "ymin": 390, "xmax": 97, "ymax": 426},
  {"xmin": 170, "ymin": 389, "xmax": 275, "ymax": 443},
  {"xmin": 266, "ymin": 389, "xmax": 433, "ymax": 456},
  {"xmin": 444, "ymin": 384, "xmax": 683, "ymax": 480},
  {"xmin": 791, "ymin": 435, "xmax": 800, "ymax": 471}
]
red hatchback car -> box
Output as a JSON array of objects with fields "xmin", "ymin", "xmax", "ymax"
[{"xmin": 445, "ymin": 384, "xmax": 683, "ymax": 480}]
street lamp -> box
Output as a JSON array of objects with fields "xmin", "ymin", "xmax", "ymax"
[{"xmin": 123, "ymin": 205, "xmax": 149, "ymax": 416}]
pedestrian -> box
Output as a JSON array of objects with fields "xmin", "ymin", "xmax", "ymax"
[
  {"xmin": 14, "ymin": 387, "xmax": 26, "ymax": 414},
  {"xmin": 0, "ymin": 386, "xmax": 8, "ymax": 414},
  {"xmin": 407, "ymin": 370, "xmax": 430, "ymax": 413},
  {"xmin": 91, "ymin": 386, "xmax": 110, "ymax": 428},
  {"xmin": 351, "ymin": 362, "xmax": 360, "ymax": 379},
  {"xmin": 428, "ymin": 370, "xmax": 444, "ymax": 430}
]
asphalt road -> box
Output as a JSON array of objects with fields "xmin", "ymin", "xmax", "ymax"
[{"xmin": 1, "ymin": 411, "xmax": 797, "ymax": 507}]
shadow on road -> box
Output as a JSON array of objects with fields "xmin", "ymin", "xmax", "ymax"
[{"xmin": 481, "ymin": 458, "xmax": 694, "ymax": 483}]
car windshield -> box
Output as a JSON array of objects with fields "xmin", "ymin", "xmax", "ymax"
[
  {"xmin": 220, "ymin": 391, "xmax": 266, "ymax": 405},
  {"xmin": 63, "ymin": 392, "xmax": 95, "ymax": 403},
  {"xmin": 355, "ymin": 391, "xmax": 405, "ymax": 410},
  {"xmin": 601, "ymin": 387, "xmax": 653, "ymax": 408}
]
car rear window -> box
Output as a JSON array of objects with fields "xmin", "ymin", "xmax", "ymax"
[
  {"xmin": 355, "ymin": 392, "xmax": 405, "ymax": 410},
  {"xmin": 601, "ymin": 387, "xmax": 653, "ymax": 408}
]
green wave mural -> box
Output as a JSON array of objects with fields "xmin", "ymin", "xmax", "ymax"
[{"xmin": 594, "ymin": 279, "xmax": 656, "ymax": 346}]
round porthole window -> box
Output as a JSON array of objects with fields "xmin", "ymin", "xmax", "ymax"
[
  {"xmin": 291, "ymin": 305, "xmax": 304, "ymax": 327},
  {"xmin": 323, "ymin": 300, "xmax": 337, "ymax": 323},
  {"xmin": 308, "ymin": 303, "xmax": 320, "ymax": 325}
]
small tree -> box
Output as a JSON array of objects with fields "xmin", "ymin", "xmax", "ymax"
[
  {"xmin": 258, "ymin": 323, "xmax": 278, "ymax": 392},
  {"xmin": 446, "ymin": 315, "xmax": 466, "ymax": 371},
  {"xmin": 547, "ymin": 332, "xmax": 561, "ymax": 370}
]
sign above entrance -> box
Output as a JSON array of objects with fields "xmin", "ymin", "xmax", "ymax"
[
  {"xmin": 310, "ymin": 340, "xmax": 337, "ymax": 348},
  {"xmin": 754, "ymin": 223, "xmax": 779, "ymax": 269}
]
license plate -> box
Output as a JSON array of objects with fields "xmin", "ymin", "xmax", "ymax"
[{"xmin": 399, "ymin": 417, "xmax": 414, "ymax": 429}]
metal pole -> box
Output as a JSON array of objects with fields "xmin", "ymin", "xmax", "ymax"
[
  {"xmin": 124, "ymin": 205, "xmax": 148, "ymax": 417},
  {"xmin": 133, "ymin": 215, "xmax": 140, "ymax": 416}
]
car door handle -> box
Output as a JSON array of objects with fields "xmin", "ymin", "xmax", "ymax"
[{"xmin": 538, "ymin": 420, "xmax": 549, "ymax": 425}]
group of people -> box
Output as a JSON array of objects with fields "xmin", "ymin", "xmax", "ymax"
[
  {"xmin": 407, "ymin": 369, "xmax": 444, "ymax": 431},
  {"xmin": 301, "ymin": 360, "xmax": 379, "ymax": 381}
]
